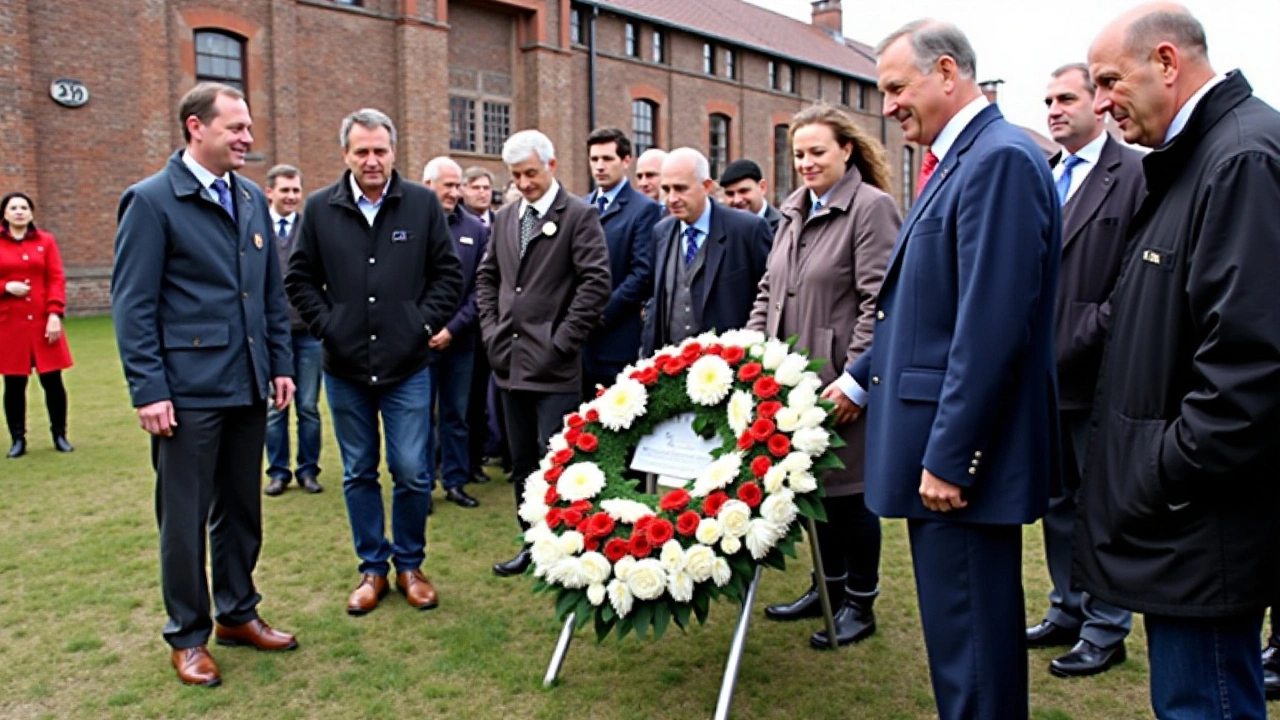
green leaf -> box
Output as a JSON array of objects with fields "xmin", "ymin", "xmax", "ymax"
[
  {"xmin": 634, "ymin": 602, "xmax": 654, "ymax": 640},
  {"xmin": 828, "ymin": 433, "xmax": 847, "ymax": 449},
  {"xmin": 618, "ymin": 614, "xmax": 634, "ymax": 641},
  {"xmin": 795, "ymin": 493, "xmax": 828, "ymax": 522},
  {"xmin": 574, "ymin": 595, "xmax": 593, "ymax": 629},
  {"xmin": 602, "ymin": 603, "xmax": 615, "ymax": 622},
  {"xmin": 762, "ymin": 550, "xmax": 787, "ymax": 571},
  {"xmin": 673, "ymin": 601, "xmax": 692, "ymax": 629},
  {"xmin": 813, "ymin": 452, "xmax": 845, "ymax": 472},
  {"xmin": 595, "ymin": 611, "xmax": 615, "ymax": 642},
  {"xmin": 693, "ymin": 591, "xmax": 711, "ymax": 624},
  {"xmin": 653, "ymin": 601, "xmax": 671, "ymax": 640},
  {"xmin": 778, "ymin": 538, "xmax": 797, "ymax": 559}
]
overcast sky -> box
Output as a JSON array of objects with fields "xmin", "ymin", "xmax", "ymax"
[{"xmin": 749, "ymin": 0, "xmax": 1279, "ymax": 138}]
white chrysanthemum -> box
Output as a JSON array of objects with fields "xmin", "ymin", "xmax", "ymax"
[
  {"xmin": 608, "ymin": 578, "xmax": 634, "ymax": 617},
  {"xmin": 539, "ymin": 456, "xmax": 555, "ymax": 472},
  {"xmin": 758, "ymin": 340, "xmax": 785, "ymax": 369},
  {"xmin": 726, "ymin": 390, "xmax": 755, "ymax": 437},
  {"xmin": 695, "ymin": 517, "xmax": 723, "ymax": 545},
  {"xmin": 786, "ymin": 382, "xmax": 818, "ymax": 413},
  {"xmin": 686, "ymin": 355, "xmax": 734, "ymax": 406},
  {"xmin": 595, "ymin": 378, "xmax": 648, "ymax": 431},
  {"xmin": 546, "ymin": 557, "xmax": 591, "ymax": 588},
  {"xmin": 684, "ymin": 544, "xmax": 716, "ymax": 582},
  {"xmin": 712, "ymin": 558, "xmax": 732, "ymax": 586},
  {"xmin": 587, "ymin": 582, "xmax": 607, "ymax": 606},
  {"xmin": 775, "ymin": 353, "xmax": 809, "ymax": 386},
  {"xmin": 557, "ymin": 462, "xmax": 606, "ymax": 501},
  {"xmin": 626, "ymin": 559, "xmax": 667, "ymax": 600},
  {"xmin": 659, "ymin": 540, "xmax": 685, "ymax": 573},
  {"xmin": 792, "ymin": 426, "xmax": 831, "ymax": 455},
  {"xmin": 613, "ymin": 555, "xmax": 637, "ymax": 581},
  {"xmin": 720, "ymin": 534, "xmax": 742, "ymax": 555},
  {"xmin": 775, "ymin": 407, "xmax": 802, "ymax": 432},
  {"xmin": 691, "ymin": 452, "xmax": 744, "ymax": 497},
  {"xmin": 719, "ymin": 500, "xmax": 752, "ymax": 538},
  {"xmin": 557, "ymin": 531, "xmax": 586, "ymax": 555},
  {"xmin": 580, "ymin": 551, "xmax": 612, "ymax": 585},
  {"xmin": 779, "ymin": 452, "xmax": 813, "ymax": 474},
  {"xmin": 760, "ymin": 489, "xmax": 798, "ymax": 527},
  {"xmin": 788, "ymin": 470, "xmax": 819, "ymax": 494},
  {"xmin": 695, "ymin": 330, "xmax": 721, "ymax": 345},
  {"xmin": 744, "ymin": 518, "xmax": 786, "ymax": 560},
  {"xmin": 518, "ymin": 500, "xmax": 549, "ymax": 526},
  {"xmin": 548, "ymin": 433, "xmax": 569, "ymax": 453},
  {"xmin": 799, "ymin": 407, "xmax": 827, "ymax": 429},
  {"xmin": 600, "ymin": 499, "xmax": 654, "ymax": 524},
  {"xmin": 524, "ymin": 522, "xmax": 554, "ymax": 545},
  {"xmin": 531, "ymin": 537, "xmax": 566, "ymax": 569},
  {"xmin": 719, "ymin": 329, "xmax": 765, "ymax": 348},
  {"xmin": 522, "ymin": 471, "xmax": 550, "ymax": 505},
  {"xmin": 667, "ymin": 569, "xmax": 695, "ymax": 603},
  {"xmin": 762, "ymin": 465, "xmax": 788, "ymax": 494}
]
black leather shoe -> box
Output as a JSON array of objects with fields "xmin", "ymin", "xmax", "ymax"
[
  {"xmin": 469, "ymin": 468, "xmax": 491, "ymax": 484},
  {"xmin": 1026, "ymin": 620, "xmax": 1078, "ymax": 648},
  {"xmin": 264, "ymin": 477, "xmax": 288, "ymax": 496},
  {"xmin": 811, "ymin": 594, "xmax": 877, "ymax": 649},
  {"xmin": 445, "ymin": 487, "xmax": 479, "ymax": 508},
  {"xmin": 1049, "ymin": 639, "xmax": 1126, "ymax": 677},
  {"xmin": 51, "ymin": 435, "xmax": 74, "ymax": 453},
  {"xmin": 493, "ymin": 548, "xmax": 532, "ymax": 577},
  {"xmin": 766, "ymin": 586, "xmax": 822, "ymax": 621},
  {"xmin": 298, "ymin": 475, "xmax": 323, "ymax": 494},
  {"xmin": 6, "ymin": 438, "xmax": 26, "ymax": 459}
]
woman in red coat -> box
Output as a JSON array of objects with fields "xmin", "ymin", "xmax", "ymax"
[{"xmin": 2, "ymin": 192, "xmax": 74, "ymax": 458}]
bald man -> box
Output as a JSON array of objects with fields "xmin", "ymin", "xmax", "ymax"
[
  {"xmin": 1075, "ymin": 4, "xmax": 1280, "ymax": 716},
  {"xmin": 633, "ymin": 148, "xmax": 667, "ymax": 206}
]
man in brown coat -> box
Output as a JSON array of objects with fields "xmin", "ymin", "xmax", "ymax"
[{"xmin": 477, "ymin": 129, "xmax": 611, "ymax": 577}]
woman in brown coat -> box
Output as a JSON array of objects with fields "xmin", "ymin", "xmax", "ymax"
[{"xmin": 747, "ymin": 104, "xmax": 900, "ymax": 648}]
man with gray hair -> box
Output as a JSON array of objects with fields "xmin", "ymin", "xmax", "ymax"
[
  {"xmin": 287, "ymin": 108, "xmax": 462, "ymax": 616},
  {"xmin": 476, "ymin": 129, "xmax": 611, "ymax": 577}
]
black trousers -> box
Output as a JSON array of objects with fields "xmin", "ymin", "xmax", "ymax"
[
  {"xmin": 466, "ymin": 349, "xmax": 491, "ymax": 476},
  {"xmin": 152, "ymin": 404, "xmax": 266, "ymax": 648},
  {"xmin": 500, "ymin": 389, "xmax": 579, "ymax": 531},
  {"xmin": 4, "ymin": 371, "xmax": 68, "ymax": 440},
  {"xmin": 814, "ymin": 493, "xmax": 882, "ymax": 595}
]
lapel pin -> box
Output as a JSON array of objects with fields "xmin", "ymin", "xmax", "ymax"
[
  {"xmin": 542, "ymin": 221, "xmax": 557, "ymax": 237},
  {"xmin": 254, "ymin": 233, "xmax": 264, "ymax": 249}
]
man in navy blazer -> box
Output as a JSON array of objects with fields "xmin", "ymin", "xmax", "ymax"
[
  {"xmin": 112, "ymin": 83, "xmax": 299, "ymax": 687},
  {"xmin": 828, "ymin": 22, "xmax": 1060, "ymax": 719},
  {"xmin": 582, "ymin": 127, "xmax": 660, "ymax": 393},
  {"xmin": 641, "ymin": 148, "xmax": 771, "ymax": 356}
]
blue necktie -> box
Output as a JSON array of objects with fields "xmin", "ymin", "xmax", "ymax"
[
  {"xmin": 810, "ymin": 199, "xmax": 824, "ymax": 219},
  {"xmin": 1056, "ymin": 155, "xmax": 1085, "ymax": 206},
  {"xmin": 277, "ymin": 218, "xmax": 289, "ymax": 241},
  {"xmin": 212, "ymin": 178, "xmax": 236, "ymax": 220},
  {"xmin": 683, "ymin": 227, "xmax": 700, "ymax": 267},
  {"xmin": 596, "ymin": 195, "xmax": 608, "ymax": 214}
]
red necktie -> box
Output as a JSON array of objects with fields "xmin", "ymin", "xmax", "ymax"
[{"xmin": 916, "ymin": 150, "xmax": 939, "ymax": 198}]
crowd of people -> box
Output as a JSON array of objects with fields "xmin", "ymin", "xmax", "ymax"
[{"xmin": 23, "ymin": 0, "xmax": 1266, "ymax": 716}]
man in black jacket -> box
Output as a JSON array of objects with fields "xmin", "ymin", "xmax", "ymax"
[
  {"xmin": 287, "ymin": 109, "xmax": 462, "ymax": 617},
  {"xmin": 1078, "ymin": 5, "xmax": 1280, "ymax": 716}
]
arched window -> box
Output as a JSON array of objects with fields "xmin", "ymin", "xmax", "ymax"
[
  {"xmin": 902, "ymin": 146, "xmax": 915, "ymax": 208},
  {"xmin": 708, "ymin": 114, "xmax": 730, "ymax": 180},
  {"xmin": 632, "ymin": 100, "xmax": 657, "ymax": 155},
  {"xmin": 195, "ymin": 30, "xmax": 246, "ymax": 91},
  {"xmin": 773, "ymin": 124, "xmax": 793, "ymax": 205}
]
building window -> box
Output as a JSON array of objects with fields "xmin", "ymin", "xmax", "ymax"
[
  {"xmin": 708, "ymin": 113, "xmax": 730, "ymax": 180},
  {"xmin": 194, "ymin": 30, "xmax": 246, "ymax": 91},
  {"xmin": 703, "ymin": 43, "xmax": 715, "ymax": 75},
  {"xmin": 652, "ymin": 30, "xmax": 664, "ymax": 63},
  {"xmin": 859, "ymin": 84, "xmax": 871, "ymax": 111},
  {"xmin": 841, "ymin": 80, "xmax": 850, "ymax": 106},
  {"xmin": 902, "ymin": 146, "xmax": 915, "ymax": 208},
  {"xmin": 773, "ymin": 124, "xmax": 793, "ymax": 205},
  {"xmin": 570, "ymin": 7, "xmax": 582, "ymax": 45},
  {"xmin": 449, "ymin": 96, "xmax": 476, "ymax": 152},
  {"xmin": 724, "ymin": 49, "xmax": 736, "ymax": 80},
  {"xmin": 768, "ymin": 61, "xmax": 778, "ymax": 91},
  {"xmin": 625, "ymin": 22, "xmax": 638, "ymax": 57},
  {"xmin": 781, "ymin": 64, "xmax": 795, "ymax": 94},
  {"xmin": 483, "ymin": 102, "xmax": 511, "ymax": 156},
  {"xmin": 632, "ymin": 100, "xmax": 657, "ymax": 155}
]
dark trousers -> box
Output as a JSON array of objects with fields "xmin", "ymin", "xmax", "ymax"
[
  {"xmin": 428, "ymin": 348, "xmax": 474, "ymax": 491},
  {"xmin": 466, "ymin": 349, "xmax": 490, "ymax": 477},
  {"xmin": 4, "ymin": 371, "xmax": 68, "ymax": 440},
  {"xmin": 815, "ymin": 493, "xmax": 881, "ymax": 595},
  {"xmin": 500, "ymin": 389, "xmax": 579, "ymax": 531},
  {"xmin": 908, "ymin": 518, "xmax": 1027, "ymax": 720},
  {"xmin": 1146, "ymin": 611, "xmax": 1266, "ymax": 719},
  {"xmin": 153, "ymin": 404, "xmax": 266, "ymax": 649}
]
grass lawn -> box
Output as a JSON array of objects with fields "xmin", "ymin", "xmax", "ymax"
[{"xmin": 0, "ymin": 316, "xmax": 1163, "ymax": 719}]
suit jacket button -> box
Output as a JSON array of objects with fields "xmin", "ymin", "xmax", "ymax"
[
  {"xmin": 974, "ymin": 451, "xmax": 983, "ymax": 458},
  {"xmin": 871, "ymin": 376, "xmax": 880, "ymax": 385},
  {"xmin": 516, "ymin": 287, "xmax": 522, "ymax": 293},
  {"xmin": 968, "ymin": 467, "xmax": 977, "ymax": 475},
  {"xmin": 248, "ymin": 337, "xmax": 254, "ymax": 344},
  {"xmin": 513, "ymin": 332, "xmax": 519, "ymax": 339},
  {"xmin": 368, "ymin": 296, "xmax": 376, "ymax": 303},
  {"xmin": 193, "ymin": 337, "xmax": 202, "ymax": 346},
  {"xmin": 242, "ymin": 292, "xmax": 249, "ymax": 300},
  {"xmin": 876, "ymin": 310, "xmax": 885, "ymax": 320},
  {"xmin": 371, "ymin": 375, "xmax": 378, "ymax": 383}
]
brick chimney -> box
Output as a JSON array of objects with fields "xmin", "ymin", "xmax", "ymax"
[
  {"xmin": 979, "ymin": 78, "xmax": 1004, "ymax": 104},
  {"xmin": 811, "ymin": 0, "xmax": 842, "ymax": 36}
]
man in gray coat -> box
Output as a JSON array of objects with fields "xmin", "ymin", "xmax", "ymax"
[{"xmin": 112, "ymin": 82, "xmax": 298, "ymax": 688}]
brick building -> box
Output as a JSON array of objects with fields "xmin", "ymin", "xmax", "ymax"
[{"xmin": 1, "ymin": 0, "xmax": 917, "ymax": 314}]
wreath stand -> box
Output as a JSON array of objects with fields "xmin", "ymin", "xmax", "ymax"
[{"xmin": 543, "ymin": 474, "xmax": 838, "ymax": 719}]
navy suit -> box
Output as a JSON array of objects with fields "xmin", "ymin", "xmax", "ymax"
[
  {"xmin": 583, "ymin": 180, "xmax": 659, "ymax": 386},
  {"xmin": 641, "ymin": 203, "xmax": 771, "ymax": 356},
  {"xmin": 846, "ymin": 104, "xmax": 1060, "ymax": 719}
]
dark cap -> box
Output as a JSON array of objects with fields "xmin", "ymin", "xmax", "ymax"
[{"xmin": 718, "ymin": 159, "xmax": 764, "ymax": 187}]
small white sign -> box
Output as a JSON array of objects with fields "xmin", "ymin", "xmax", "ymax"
[
  {"xmin": 631, "ymin": 412, "xmax": 720, "ymax": 480},
  {"xmin": 50, "ymin": 79, "xmax": 89, "ymax": 108}
]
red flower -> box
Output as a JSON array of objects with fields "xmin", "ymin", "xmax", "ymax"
[
  {"xmin": 544, "ymin": 466, "xmax": 563, "ymax": 482},
  {"xmin": 552, "ymin": 449, "xmax": 574, "ymax": 466},
  {"xmin": 628, "ymin": 533, "xmax": 653, "ymax": 558},
  {"xmin": 737, "ymin": 362, "xmax": 763, "ymax": 382},
  {"xmin": 705, "ymin": 343, "xmax": 724, "ymax": 356},
  {"xmin": 585, "ymin": 408, "xmax": 600, "ymax": 423},
  {"xmin": 546, "ymin": 508, "xmax": 564, "ymax": 529},
  {"xmin": 737, "ymin": 482, "xmax": 763, "ymax": 508},
  {"xmin": 566, "ymin": 413, "xmax": 585, "ymax": 430},
  {"xmin": 659, "ymin": 488, "xmax": 691, "ymax": 512},
  {"xmin": 635, "ymin": 366, "xmax": 659, "ymax": 385},
  {"xmin": 585, "ymin": 512, "xmax": 615, "ymax": 538},
  {"xmin": 564, "ymin": 427, "xmax": 583, "ymax": 445},
  {"xmin": 750, "ymin": 418, "xmax": 776, "ymax": 441},
  {"xmin": 652, "ymin": 354, "xmax": 674, "ymax": 372},
  {"xmin": 584, "ymin": 536, "xmax": 600, "ymax": 552},
  {"xmin": 570, "ymin": 500, "xmax": 593, "ymax": 514},
  {"xmin": 576, "ymin": 517, "xmax": 591, "ymax": 533},
  {"xmin": 576, "ymin": 433, "xmax": 599, "ymax": 453},
  {"xmin": 753, "ymin": 376, "xmax": 781, "ymax": 399},
  {"xmin": 703, "ymin": 491, "xmax": 729, "ymax": 517},
  {"xmin": 562, "ymin": 508, "xmax": 584, "ymax": 528},
  {"xmin": 544, "ymin": 486, "xmax": 559, "ymax": 505},
  {"xmin": 757, "ymin": 401, "xmax": 783, "ymax": 420},
  {"xmin": 737, "ymin": 431, "xmax": 756, "ymax": 451},
  {"xmin": 604, "ymin": 538, "xmax": 629, "ymax": 562},
  {"xmin": 647, "ymin": 518, "xmax": 675, "ymax": 546},
  {"xmin": 722, "ymin": 346, "xmax": 745, "ymax": 365},
  {"xmin": 634, "ymin": 515, "xmax": 655, "ymax": 534},
  {"xmin": 596, "ymin": 386, "xmax": 607, "ymax": 398},
  {"xmin": 680, "ymin": 343, "xmax": 703, "ymax": 362},
  {"xmin": 750, "ymin": 455, "xmax": 772, "ymax": 478},
  {"xmin": 662, "ymin": 357, "xmax": 687, "ymax": 376},
  {"xmin": 676, "ymin": 511, "xmax": 701, "ymax": 536},
  {"xmin": 767, "ymin": 433, "xmax": 792, "ymax": 457}
]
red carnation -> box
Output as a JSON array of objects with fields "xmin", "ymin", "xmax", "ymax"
[
  {"xmin": 546, "ymin": 508, "xmax": 564, "ymax": 529},
  {"xmin": 628, "ymin": 533, "xmax": 653, "ymax": 558},
  {"xmin": 753, "ymin": 376, "xmax": 781, "ymax": 399},
  {"xmin": 576, "ymin": 433, "xmax": 599, "ymax": 453},
  {"xmin": 585, "ymin": 408, "xmax": 600, "ymax": 423},
  {"xmin": 647, "ymin": 518, "xmax": 675, "ymax": 546},
  {"xmin": 703, "ymin": 491, "xmax": 730, "ymax": 517},
  {"xmin": 564, "ymin": 427, "xmax": 583, "ymax": 445},
  {"xmin": 738, "ymin": 362, "xmax": 763, "ymax": 382},
  {"xmin": 662, "ymin": 357, "xmax": 687, "ymax": 375},
  {"xmin": 750, "ymin": 418, "xmax": 776, "ymax": 441},
  {"xmin": 635, "ymin": 366, "xmax": 659, "ymax": 385},
  {"xmin": 584, "ymin": 536, "xmax": 600, "ymax": 552},
  {"xmin": 634, "ymin": 515, "xmax": 656, "ymax": 534},
  {"xmin": 544, "ymin": 466, "xmax": 563, "ymax": 482},
  {"xmin": 680, "ymin": 343, "xmax": 703, "ymax": 362},
  {"xmin": 566, "ymin": 413, "xmax": 585, "ymax": 429},
  {"xmin": 722, "ymin": 346, "xmax": 745, "ymax": 365},
  {"xmin": 750, "ymin": 455, "xmax": 772, "ymax": 478},
  {"xmin": 586, "ymin": 512, "xmax": 615, "ymax": 538},
  {"xmin": 757, "ymin": 401, "xmax": 783, "ymax": 420},
  {"xmin": 659, "ymin": 488, "xmax": 691, "ymax": 512},
  {"xmin": 768, "ymin": 433, "xmax": 792, "ymax": 457},
  {"xmin": 552, "ymin": 449, "xmax": 574, "ymax": 466},
  {"xmin": 604, "ymin": 538, "xmax": 629, "ymax": 562},
  {"xmin": 737, "ymin": 431, "xmax": 756, "ymax": 451},
  {"xmin": 705, "ymin": 343, "xmax": 724, "ymax": 356},
  {"xmin": 562, "ymin": 508, "xmax": 585, "ymax": 528},
  {"xmin": 596, "ymin": 386, "xmax": 607, "ymax": 398},
  {"xmin": 576, "ymin": 517, "xmax": 591, "ymax": 533},
  {"xmin": 737, "ymin": 482, "xmax": 763, "ymax": 508},
  {"xmin": 652, "ymin": 354, "xmax": 674, "ymax": 372},
  {"xmin": 676, "ymin": 511, "xmax": 701, "ymax": 536},
  {"xmin": 570, "ymin": 500, "xmax": 593, "ymax": 514},
  {"xmin": 544, "ymin": 486, "xmax": 559, "ymax": 505}
]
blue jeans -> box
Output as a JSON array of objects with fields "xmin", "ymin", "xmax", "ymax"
[
  {"xmin": 1145, "ymin": 611, "xmax": 1266, "ymax": 719},
  {"xmin": 427, "ymin": 348, "xmax": 473, "ymax": 491},
  {"xmin": 324, "ymin": 367, "xmax": 432, "ymax": 576},
  {"xmin": 265, "ymin": 333, "xmax": 323, "ymax": 481}
]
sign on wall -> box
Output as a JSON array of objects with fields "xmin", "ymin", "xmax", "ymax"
[{"xmin": 50, "ymin": 79, "xmax": 89, "ymax": 108}]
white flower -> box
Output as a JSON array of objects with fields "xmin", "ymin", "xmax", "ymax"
[
  {"xmin": 524, "ymin": 522, "xmax": 554, "ymax": 545},
  {"xmin": 799, "ymin": 407, "xmax": 827, "ymax": 429},
  {"xmin": 580, "ymin": 551, "xmax": 612, "ymax": 585},
  {"xmin": 695, "ymin": 330, "xmax": 720, "ymax": 346},
  {"xmin": 792, "ymin": 426, "xmax": 831, "ymax": 455},
  {"xmin": 542, "ymin": 221, "xmax": 557, "ymax": 236},
  {"xmin": 719, "ymin": 499, "xmax": 752, "ymax": 538},
  {"xmin": 531, "ymin": 537, "xmax": 566, "ymax": 569},
  {"xmin": 595, "ymin": 378, "xmax": 648, "ymax": 431},
  {"xmin": 786, "ymin": 382, "xmax": 818, "ymax": 412},
  {"xmin": 744, "ymin": 518, "xmax": 786, "ymax": 560},
  {"xmin": 719, "ymin": 329, "xmax": 765, "ymax": 348},
  {"xmin": 587, "ymin": 583, "xmax": 607, "ymax": 606},
  {"xmin": 695, "ymin": 517, "xmax": 723, "ymax": 545},
  {"xmin": 600, "ymin": 499, "xmax": 654, "ymax": 524},
  {"xmin": 761, "ymin": 339, "xmax": 790, "ymax": 370},
  {"xmin": 760, "ymin": 489, "xmax": 798, "ymax": 527},
  {"xmin": 557, "ymin": 462, "xmax": 606, "ymax": 501},
  {"xmin": 548, "ymin": 434, "xmax": 569, "ymax": 453},
  {"xmin": 684, "ymin": 544, "xmax": 716, "ymax": 582},
  {"xmin": 691, "ymin": 452, "xmax": 744, "ymax": 497},
  {"xmin": 775, "ymin": 353, "xmax": 809, "ymax": 386},
  {"xmin": 788, "ymin": 470, "xmax": 819, "ymax": 494},
  {"xmin": 608, "ymin": 578, "xmax": 634, "ymax": 617},
  {"xmin": 613, "ymin": 555, "xmax": 637, "ymax": 582},
  {"xmin": 667, "ymin": 569, "xmax": 695, "ymax": 603},
  {"xmin": 726, "ymin": 390, "xmax": 755, "ymax": 437},
  {"xmin": 546, "ymin": 557, "xmax": 591, "ymax": 588},
  {"xmin": 712, "ymin": 558, "xmax": 732, "ymax": 586},
  {"xmin": 659, "ymin": 540, "xmax": 686, "ymax": 573},
  {"xmin": 775, "ymin": 407, "xmax": 802, "ymax": 432},
  {"xmin": 518, "ymin": 500, "xmax": 549, "ymax": 526},
  {"xmin": 522, "ymin": 471, "xmax": 550, "ymax": 505},
  {"xmin": 686, "ymin": 355, "xmax": 734, "ymax": 405},
  {"xmin": 720, "ymin": 534, "xmax": 742, "ymax": 555},
  {"xmin": 556, "ymin": 531, "xmax": 585, "ymax": 556},
  {"xmin": 762, "ymin": 465, "xmax": 788, "ymax": 494},
  {"xmin": 779, "ymin": 452, "xmax": 813, "ymax": 474},
  {"xmin": 626, "ymin": 559, "xmax": 667, "ymax": 600}
]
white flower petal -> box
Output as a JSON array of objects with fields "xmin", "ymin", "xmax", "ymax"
[
  {"xmin": 686, "ymin": 355, "xmax": 734, "ymax": 406},
  {"xmin": 557, "ymin": 462, "xmax": 607, "ymax": 502},
  {"xmin": 608, "ymin": 579, "xmax": 634, "ymax": 617}
]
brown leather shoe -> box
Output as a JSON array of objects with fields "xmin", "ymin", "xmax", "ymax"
[
  {"xmin": 171, "ymin": 645, "xmax": 221, "ymax": 687},
  {"xmin": 215, "ymin": 618, "xmax": 298, "ymax": 651},
  {"xmin": 346, "ymin": 573, "xmax": 389, "ymax": 615},
  {"xmin": 396, "ymin": 569, "xmax": 439, "ymax": 610}
]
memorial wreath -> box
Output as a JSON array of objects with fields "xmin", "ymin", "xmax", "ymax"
[{"xmin": 519, "ymin": 329, "xmax": 845, "ymax": 641}]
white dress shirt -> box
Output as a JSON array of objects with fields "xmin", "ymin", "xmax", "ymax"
[{"xmin": 1054, "ymin": 130, "xmax": 1107, "ymax": 205}]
